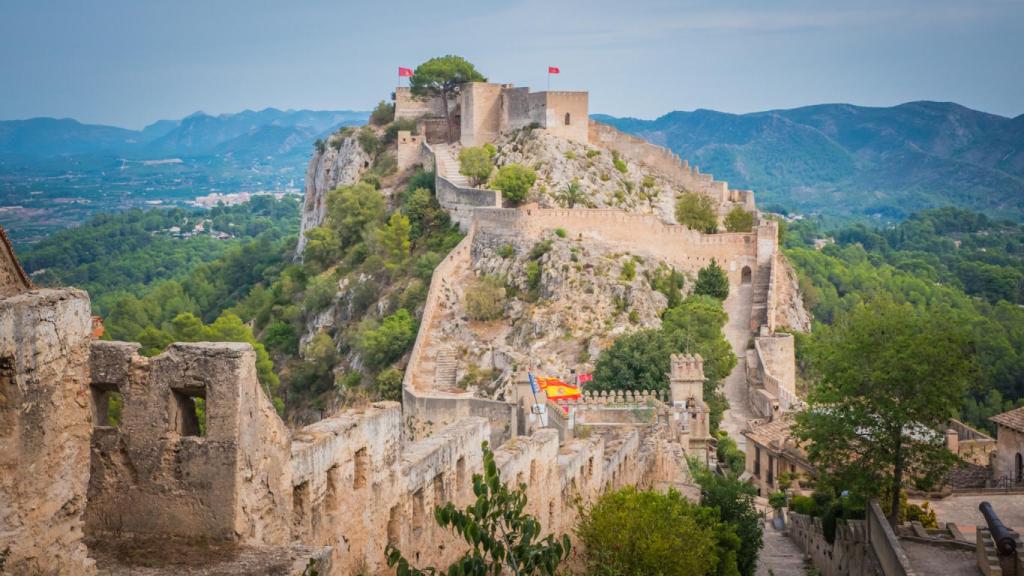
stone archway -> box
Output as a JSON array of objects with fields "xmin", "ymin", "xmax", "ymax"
[{"xmin": 741, "ymin": 266, "xmax": 752, "ymax": 285}]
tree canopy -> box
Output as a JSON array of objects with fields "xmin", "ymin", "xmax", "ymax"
[
  {"xmin": 410, "ymin": 55, "xmax": 486, "ymax": 142},
  {"xmin": 793, "ymin": 298, "xmax": 976, "ymax": 523},
  {"xmin": 676, "ymin": 191, "xmax": 718, "ymax": 233},
  {"xmin": 491, "ymin": 164, "xmax": 537, "ymax": 205},
  {"xmin": 694, "ymin": 261, "xmax": 730, "ymax": 300}
]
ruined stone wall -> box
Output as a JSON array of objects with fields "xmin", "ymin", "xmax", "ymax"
[
  {"xmin": 0, "ymin": 289, "xmax": 95, "ymax": 574},
  {"xmin": 290, "ymin": 400, "xmax": 678, "ymax": 574},
  {"xmin": 500, "ymin": 87, "xmax": 535, "ymax": 132},
  {"xmin": 460, "ymin": 82, "xmax": 504, "ymax": 147},
  {"xmin": 767, "ymin": 252, "xmax": 812, "ymax": 333},
  {"xmin": 754, "ymin": 333, "xmax": 796, "ymax": 400},
  {"xmin": 471, "ymin": 207, "xmax": 761, "ymax": 284},
  {"xmin": 85, "ymin": 341, "xmax": 292, "ymax": 545},
  {"xmin": 587, "ymin": 120, "xmax": 755, "ymax": 211},
  {"xmin": 395, "ymin": 87, "xmax": 455, "ymax": 121},
  {"xmin": 542, "ymin": 92, "xmax": 589, "ymax": 144},
  {"xmin": 788, "ymin": 512, "xmax": 873, "ymax": 576}
]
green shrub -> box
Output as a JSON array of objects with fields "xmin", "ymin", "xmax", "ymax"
[
  {"xmin": 564, "ymin": 150, "xmax": 576, "ymax": 160},
  {"xmin": 482, "ymin": 142, "xmax": 497, "ymax": 158},
  {"xmin": 355, "ymin": 308, "xmax": 417, "ymax": 369},
  {"xmin": 586, "ymin": 149, "xmax": 601, "ymax": 159},
  {"xmin": 497, "ymin": 243, "xmax": 515, "ymax": 258},
  {"xmin": 370, "ymin": 152, "xmax": 397, "ymax": 178},
  {"xmin": 612, "ymin": 150, "xmax": 628, "ymax": 173},
  {"xmin": 369, "ymin": 100, "xmax": 396, "ymax": 126},
  {"xmin": 491, "ymin": 164, "xmax": 537, "ymax": 204},
  {"xmin": 465, "ymin": 275, "xmax": 506, "ymax": 321},
  {"xmin": 458, "ymin": 146, "xmax": 494, "ymax": 186},
  {"xmin": 724, "ymin": 205, "xmax": 755, "ymax": 232},
  {"xmin": 529, "ymin": 239, "xmax": 552, "ymax": 260},
  {"xmin": 554, "ymin": 228, "xmax": 566, "ymax": 238},
  {"xmin": 357, "ymin": 126, "xmax": 382, "ymax": 157},
  {"xmin": 314, "ymin": 138, "xmax": 326, "ymax": 154},
  {"xmin": 525, "ymin": 261, "xmax": 542, "ymax": 299},
  {"xmin": 620, "ymin": 259, "xmax": 637, "ymax": 281},
  {"xmin": 383, "ymin": 117, "xmax": 417, "ymax": 144},
  {"xmin": 375, "ymin": 368, "xmax": 403, "ymax": 401},
  {"xmin": 694, "ymin": 261, "xmax": 730, "ymax": 300},
  {"xmin": 790, "ymin": 495, "xmax": 816, "ymax": 516},
  {"xmin": 768, "ymin": 491, "xmax": 788, "ymax": 511},
  {"xmin": 675, "ymin": 191, "xmax": 718, "ymax": 233},
  {"xmin": 303, "ymin": 272, "xmax": 337, "ymax": 314},
  {"xmin": 577, "ymin": 487, "xmax": 732, "ymax": 576}
]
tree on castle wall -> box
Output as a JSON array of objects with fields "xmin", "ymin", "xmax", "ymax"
[
  {"xmin": 386, "ymin": 441, "xmax": 570, "ymax": 576},
  {"xmin": 723, "ymin": 206, "xmax": 755, "ymax": 233},
  {"xmin": 675, "ymin": 191, "xmax": 718, "ymax": 234},
  {"xmin": 794, "ymin": 298, "xmax": 976, "ymax": 525},
  {"xmin": 410, "ymin": 55, "xmax": 486, "ymax": 143},
  {"xmin": 694, "ymin": 261, "xmax": 729, "ymax": 301}
]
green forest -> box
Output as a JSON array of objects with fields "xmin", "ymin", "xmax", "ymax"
[{"xmin": 782, "ymin": 207, "xmax": 1024, "ymax": 433}]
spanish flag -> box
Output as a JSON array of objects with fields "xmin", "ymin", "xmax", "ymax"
[{"xmin": 534, "ymin": 375, "xmax": 582, "ymax": 401}]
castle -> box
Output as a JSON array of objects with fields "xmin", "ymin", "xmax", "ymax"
[{"xmin": 2, "ymin": 78, "xmax": 812, "ymax": 575}]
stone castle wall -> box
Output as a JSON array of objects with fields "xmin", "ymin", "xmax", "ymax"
[
  {"xmin": 0, "ymin": 289, "xmax": 95, "ymax": 575},
  {"xmin": 395, "ymin": 87, "xmax": 456, "ymax": 121},
  {"xmin": 86, "ymin": 341, "xmax": 293, "ymax": 545},
  {"xmin": 542, "ymin": 91, "xmax": 589, "ymax": 144}
]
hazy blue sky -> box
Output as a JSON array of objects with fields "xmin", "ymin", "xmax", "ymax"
[{"xmin": 2, "ymin": 0, "xmax": 1022, "ymax": 127}]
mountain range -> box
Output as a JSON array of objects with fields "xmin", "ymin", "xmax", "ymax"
[
  {"xmin": 596, "ymin": 101, "xmax": 1024, "ymax": 221},
  {"xmin": 0, "ymin": 108, "xmax": 368, "ymax": 242}
]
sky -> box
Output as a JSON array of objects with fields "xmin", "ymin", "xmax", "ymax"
[{"xmin": 1, "ymin": 0, "xmax": 1022, "ymax": 128}]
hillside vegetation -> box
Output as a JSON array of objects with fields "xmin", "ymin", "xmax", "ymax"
[
  {"xmin": 783, "ymin": 208, "xmax": 1024, "ymax": 433},
  {"xmin": 597, "ymin": 102, "xmax": 1024, "ymax": 222}
]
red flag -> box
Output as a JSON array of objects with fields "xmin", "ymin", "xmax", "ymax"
[
  {"xmin": 398, "ymin": 67, "xmax": 414, "ymax": 77},
  {"xmin": 548, "ymin": 66, "xmax": 560, "ymax": 74},
  {"xmin": 578, "ymin": 373, "xmax": 593, "ymax": 383}
]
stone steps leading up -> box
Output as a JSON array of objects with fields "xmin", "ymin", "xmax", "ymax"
[{"xmin": 434, "ymin": 346, "xmax": 457, "ymax": 389}]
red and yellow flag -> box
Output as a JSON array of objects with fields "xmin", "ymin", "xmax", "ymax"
[{"xmin": 534, "ymin": 376, "xmax": 581, "ymax": 401}]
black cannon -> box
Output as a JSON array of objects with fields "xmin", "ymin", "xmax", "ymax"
[{"xmin": 980, "ymin": 501, "xmax": 1019, "ymax": 556}]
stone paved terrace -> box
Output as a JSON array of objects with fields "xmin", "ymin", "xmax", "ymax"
[
  {"xmin": 900, "ymin": 539, "xmax": 979, "ymax": 576},
  {"xmin": 911, "ymin": 493, "xmax": 1024, "ymax": 535}
]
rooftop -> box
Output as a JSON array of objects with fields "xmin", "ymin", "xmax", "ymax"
[{"xmin": 990, "ymin": 406, "xmax": 1024, "ymax": 432}]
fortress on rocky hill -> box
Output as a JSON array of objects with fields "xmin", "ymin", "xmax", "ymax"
[{"xmin": 1, "ymin": 79, "xmax": 808, "ymax": 575}]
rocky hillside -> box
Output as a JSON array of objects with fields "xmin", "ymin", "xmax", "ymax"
[
  {"xmin": 435, "ymin": 230, "xmax": 684, "ymax": 399},
  {"xmin": 492, "ymin": 129, "xmax": 682, "ymax": 223}
]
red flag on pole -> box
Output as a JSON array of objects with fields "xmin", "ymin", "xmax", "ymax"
[
  {"xmin": 398, "ymin": 67, "xmax": 414, "ymax": 77},
  {"xmin": 548, "ymin": 66, "xmax": 560, "ymax": 74}
]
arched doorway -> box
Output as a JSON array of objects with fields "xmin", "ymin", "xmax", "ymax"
[
  {"xmin": 741, "ymin": 266, "xmax": 752, "ymax": 285},
  {"xmin": 564, "ymin": 112, "xmax": 571, "ymax": 126},
  {"xmin": 1016, "ymin": 453, "xmax": 1023, "ymax": 483}
]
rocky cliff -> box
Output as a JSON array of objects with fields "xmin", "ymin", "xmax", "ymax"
[{"xmin": 295, "ymin": 136, "xmax": 370, "ymax": 256}]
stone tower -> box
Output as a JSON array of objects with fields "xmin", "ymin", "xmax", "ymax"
[{"xmin": 669, "ymin": 353, "xmax": 705, "ymax": 407}]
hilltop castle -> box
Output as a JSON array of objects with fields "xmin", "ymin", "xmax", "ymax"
[{"xmin": 2, "ymin": 77, "xmax": 812, "ymax": 575}]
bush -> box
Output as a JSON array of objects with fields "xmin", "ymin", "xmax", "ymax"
[
  {"xmin": 620, "ymin": 259, "xmax": 637, "ymax": 281},
  {"xmin": 375, "ymin": 368, "xmax": 403, "ymax": 401},
  {"xmin": 564, "ymin": 150, "xmax": 576, "ymax": 160},
  {"xmin": 675, "ymin": 191, "xmax": 718, "ymax": 233},
  {"xmin": 482, "ymin": 143, "xmax": 497, "ymax": 158},
  {"xmin": 491, "ymin": 164, "xmax": 537, "ymax": 204},
  {"xmin": 525, "ymin": 261, "xmax": 542, "ymax": 299},
  {"xmin": 357, "ymin": 126, "xmax": 382, "ymax": 157},
  {"xmin": 612, "ymin": 150, "xmax": 628, "ymax": 173},
  {"xmin": 586, "ymin": 149, "xmax": 600, "ymax": 159},
  {"xmin": 370, "ymin": 152, "xmax": 397, "ymax": 178},
  {"xmin": 497, "ymin": 243, "xmax": 515, "ymax": 258},
  {"xmin": 694, "ymin": 466, "xmax": 763, "ymax": 576},
  {"xmin": 458, "ymin": 146, "xmax": 494, "ymax": 186},
  {"xmin": 465, "ymin": 275, "xmax": 506, "ymax": 321},
  {"xmin": 554, "ymin": 227, "xmax": 566, "ymax": 238},
  {"xmin": 724, "ymin": 205, "xmax": 755, "ymax": 232},
  {"xmin": 768, "ymin": 491, "xmax": 788, "ymax": 511},
  {"xmin": 355, "ymin": 308, "xmax": 417, "ymax": 369},
  {"xmin": 790, "ymin": 495, "xmax": 816, "ymax": 516},
  {"xmin": 303, "ymin": 272, "xmax": 337, "ymax": 314},
  {"xmin": 384, "ymin": 117, "xmax": 417, "ymax": 143},
  {"xmin": 694, "ymin": 261, "xmax": 730, "ymax": 300},
  {"xmin": 716, "ymin": 430, "xmax": 746, "ymax": 472},
  {"xmin": 369, "ymin": 100, "xmax": 395, "ymax": 126},
  {"xmin": 577, "ymin": 487, "xmax": 732, "ymax": 576}
]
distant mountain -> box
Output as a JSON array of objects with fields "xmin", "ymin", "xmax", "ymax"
[
  {"xmin": 595, "ymin": 102, "xmax": 1024, "ymax": 221},
  {"xmin": 0, "ymin": 108, "xmax": 368, "ymax": 243},
  {"xmin": 0, "ymin": 108, "xmax": 369, "ymax": 159}
]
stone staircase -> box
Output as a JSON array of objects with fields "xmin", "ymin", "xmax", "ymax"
[
  {"xmin": 408, "ymin": 243, "xmax": 471, "ymax": 393},
  {"xmin": 434, "ymin": 346, "xmax": 457, "ymax": 389},
  {"xmin": 434, "ymin": 144, "xmax": 470, "ymax": 187},
  {"xmin": 750, "ymin": 262, "xmax": 771, "ymax": 330}
]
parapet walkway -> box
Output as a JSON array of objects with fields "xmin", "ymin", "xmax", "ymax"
[{"xmin": 721, "ymin": 283, "xmax": 756, "ymax": 451}]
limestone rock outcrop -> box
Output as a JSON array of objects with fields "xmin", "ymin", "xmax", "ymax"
[{"xmin": 295, "ymin": 136, "xmax": 370, "ymax": 256}]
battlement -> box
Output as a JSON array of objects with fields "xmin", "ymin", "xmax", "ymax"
[{"xmin": 670, "ymin": 353, "xmax": 705, "ymax": 383}]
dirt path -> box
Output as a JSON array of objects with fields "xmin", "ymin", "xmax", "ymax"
[{"xmin": 721, "ymin": 283, "xmax": 755, "ymax": 450}]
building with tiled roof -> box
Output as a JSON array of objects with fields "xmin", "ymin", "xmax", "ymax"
[
  {"xmin": 742, "ymin": 415, "xmax": 815, "ymax": 496},
  {"xmin": 990, "ymin": 406, "xmax": 1024, "ymax": 484}
]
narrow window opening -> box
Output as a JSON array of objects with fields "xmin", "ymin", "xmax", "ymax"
[
  {"xmin": 433, "ymin": 474, "xmax": 445, "ymax": 507},
  {"xmin": 170, "ymin": 388, "xmax": 205, "ymax": 437},
  {"xmin": 549, "ymin": 500, "xmax": 556, "ymax": 525},
  {"xmin": 529, "ymin": 460, "xmax": 538, "ymax": 483},
  {"xmin": 293, "ymin": 480, "xmax": 310, "ymax": 532},
  {"xmin": 564, "ymin": 112, "xmax": 571, "ymax": 125},
  {"xmin": 326, "ymin": 465, "xmax": 340, "ymax": 512},
  {"xmin": 0, "ymin": 356, "xmax": 16, "ymax": 438},
  {"xmin": 90, "ymin": 383, "xmax": 122, "ymax": 428},
  {"xmin": 387, "ymin": 505, "xmax": 401, "ymax": 545},
  {"xmin": 412, "ymin": 489, "xmax": 425, "ymax": 533},
  {"xmin": 354, "ymin": 447, "xmax": 368, "ymax": 489},
  {"xmin": 456, "ymin": 456, "xmax": 466, "ymax": 491}
]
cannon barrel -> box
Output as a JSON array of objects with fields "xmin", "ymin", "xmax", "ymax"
[{"xmin": 980, "ymin": 501, "xmax": 1018, "ymax": 556}]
